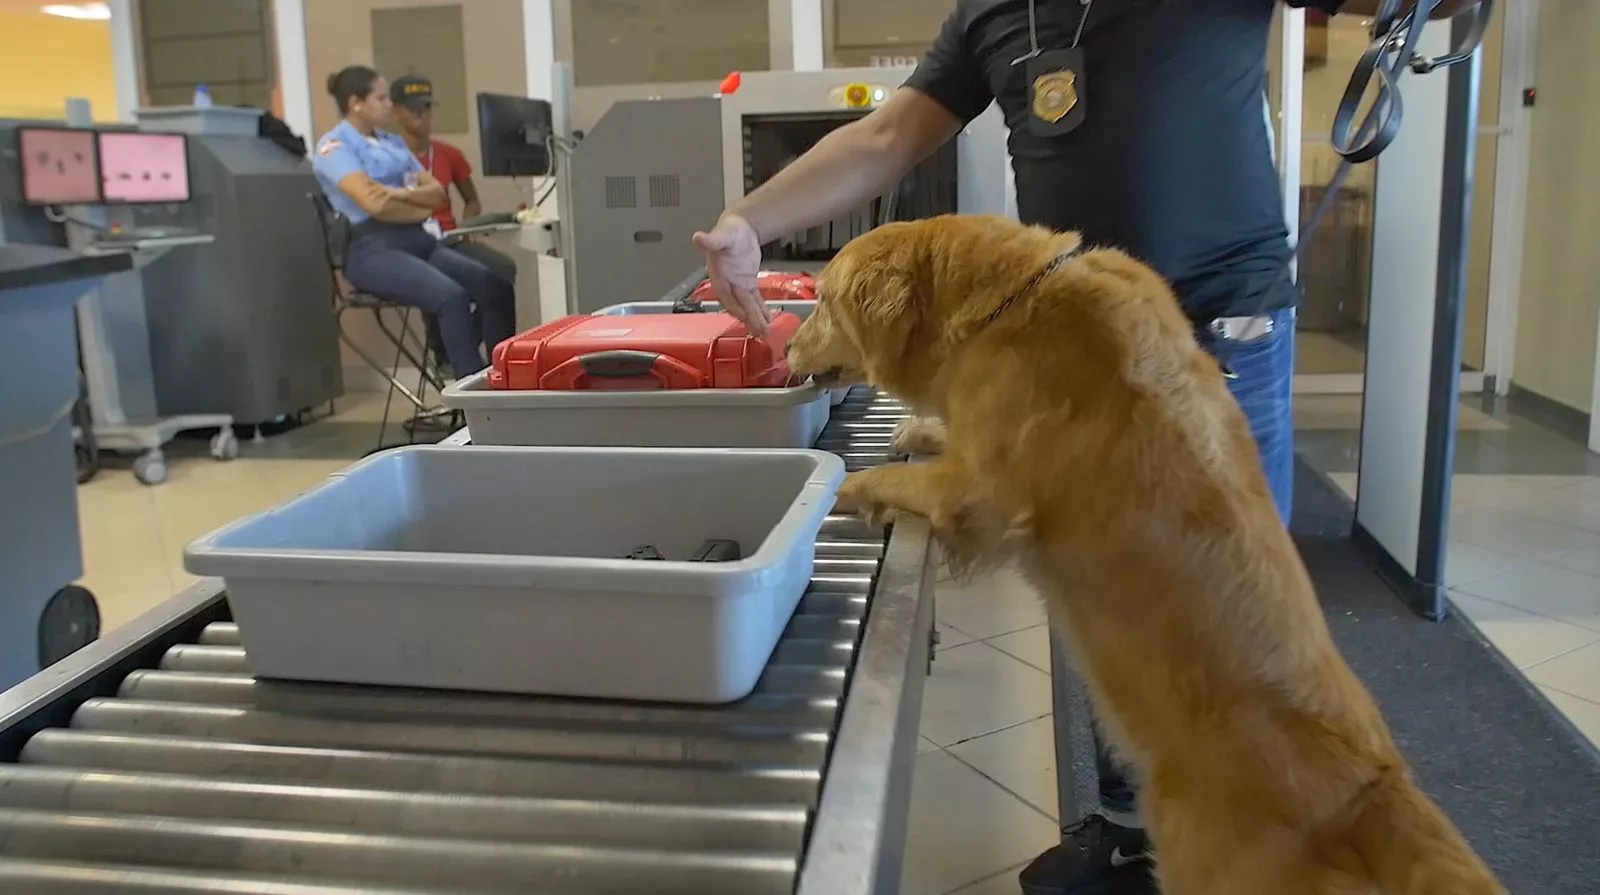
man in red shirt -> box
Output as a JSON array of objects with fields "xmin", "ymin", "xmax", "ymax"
[
  {"xmin": 390, "ymin": 75, "xmax": 517, "ymax": 281},
  {"xmin": 390, "ymin": 74, "xmax": 519, "ymax": 368}
]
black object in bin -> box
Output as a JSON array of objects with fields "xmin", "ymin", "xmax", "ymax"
[
  {"xmin": 665, "ymin": 266, "xmax": 710, "ymax": 314},
  {"xmin": 690, "ymin": 539, "xmax": 742, "ymax": 562},
  {"xmin": 624, "ymin": 540, "xmax": 742, "ymax": 562}
]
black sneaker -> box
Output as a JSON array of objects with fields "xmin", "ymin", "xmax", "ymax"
[{"xmin": 1018, "ymin": 814, "xmax": 1154, "ymax": 895}]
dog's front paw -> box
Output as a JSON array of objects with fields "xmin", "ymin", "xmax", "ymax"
[
  {"xmin": 890, "ymin": 417, "xmax": 948, "ymax": 456},
  {"xmin": 834, "ymin": 471, "xmax": 906, "ymax": 529}
]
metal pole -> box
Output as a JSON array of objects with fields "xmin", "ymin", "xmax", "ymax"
[{"xmin": 1412, "ymin": 16, "xmax": 1483, "ymax": 620}]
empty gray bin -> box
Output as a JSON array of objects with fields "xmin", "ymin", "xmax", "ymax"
[{"xmin": 184, "ymin": 445, "xmax": 846, "ymax": 703}]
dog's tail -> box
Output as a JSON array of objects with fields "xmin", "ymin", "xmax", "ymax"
[{"xmin": 1346, "ymin": 773, "xmax": 1506, "ymax": 895}]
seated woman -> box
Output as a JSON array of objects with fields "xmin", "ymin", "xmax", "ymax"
[{"xmin": 312, "ymin": 65, "xmax": 515, "ymax": 378}]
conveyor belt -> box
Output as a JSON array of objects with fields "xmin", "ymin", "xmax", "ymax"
[{"xmin": 0, "ymin": 387, "xmax": 936, "ymax": 895}]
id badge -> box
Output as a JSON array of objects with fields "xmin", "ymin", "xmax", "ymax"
[{"xmin": 1026, "ymin": 47, "xmax": 1088, "ymax": 138}]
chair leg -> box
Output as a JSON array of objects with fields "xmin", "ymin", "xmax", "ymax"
[{"xmin": 336, "ymin": 306, "xmax": 431, "ymax": 412}]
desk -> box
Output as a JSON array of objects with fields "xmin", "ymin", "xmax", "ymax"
[{"xmin": 0, "ymin": 244, "xmax": 132, "ymax": 691}]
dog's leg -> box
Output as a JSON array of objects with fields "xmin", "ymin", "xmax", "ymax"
[
  {"xmin": 890, "ymin": 416, "xmax": 948, "ymax": 456},
  {"xmin": 834, "ymin": 460, "xmax": 971, "ymax": 532}
]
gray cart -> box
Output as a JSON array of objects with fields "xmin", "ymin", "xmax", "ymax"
[
  {"xmin": 0, "ymin": 244, "xmax": 132, "ymax": 692},
  {"xmin": 0, "ymin": 387, "xmax": 938, "ymax": 895}
]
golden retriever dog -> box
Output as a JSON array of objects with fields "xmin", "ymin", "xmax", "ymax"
[{"xmin": 787, "ymin": 214, "xmax": 1505, "ymax": 895}]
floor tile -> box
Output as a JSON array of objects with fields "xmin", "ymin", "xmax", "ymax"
[
  {"xmin": 920, "ymin": 642, "xmax": 1054, "ymax": 748},
  {"xmin": 934, "ymin": 566, "xmax": 1046, "ymax": 641},
  {"xmin": 1563, "ymin": 476, "xmax": 1600, "ymax": 501},
  {"xmin": 948, "ymin": 716, "xmax": 1060, "ymax": 821},
  {"xmin": 900, "ymin": 750, "xmax": 1058, "ymax": 895},
  {"xmin": 988, "ymin": 626, "xmax": 1052, "ymax": 673},
  {"xmin": 937, "ymin": 622, "xmax": 975, "ymax": 651},
  {"xmin": 1446, "ymin": 592, "xmax": 1600, "ymax": 669},
  {"xmin": 1454, "ymin": 562, "xmax": 1600, "ymax": 631},
  {"xmin": 1525, "ymin": 642, "xmax": 1600, "ymax": 704},
  {"xmin": 1454, "ymin": 477, "xmax": 1600, "ymax": 535},
  {"xmin": 1447, "ymin": 508, "xmax": 1600, "ymax": 561},
  {"xmin": 1546, "ymin": 544, "xmax": 1600, "ymax": 578},
  {"xmin": 918, "ymin": 737, "xmax": 940, "ymax": 755},
  {"xmin": 1538, "ymin": 687, "xmax": 1600, "ymax": 748},
  {"xmin": 1442, "ymin": 541, "xmax": 1527, "ymax": 589},
  {"xmin": 1327, "ymin": 471, "xmax": 1358, "ymax": 501}
]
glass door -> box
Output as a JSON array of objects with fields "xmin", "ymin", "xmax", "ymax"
[{"xmin": 1273, "ymin": 6, "xmax": 1503, "ymax": 394}]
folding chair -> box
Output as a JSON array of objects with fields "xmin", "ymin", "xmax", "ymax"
[{"xmin": 307, "ymin": 193, "xmax": 460, "ymax": 452}]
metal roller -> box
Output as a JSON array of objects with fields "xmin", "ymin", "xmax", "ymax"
[
  {"xmin": 116, "ymin": 670, "xmax": 846, "ymax": 728},
  {"xmin": 0, "ymin": 386, "xmax": 935, "ymax": 895},
  {"xmin": 0, "ymin": 859, "xmax": 439, "ymax": 894},
  {"xmin": 68, "ymin": 699, "xmax": 833, "ymax": 766},
  {"xmin": 158, "ymin": 640, "xmax": 856, "ymax": 691},
  {"xmin": 20, "ymin": 730, "xmax": 824, "ymax": 806},
  {"xmin": 0, "ymin": 766, "xmax": 806, "ymax": 852},
  {"xmin": 0, "ymin": 807, "xmax": 797, "ymax": 895}
]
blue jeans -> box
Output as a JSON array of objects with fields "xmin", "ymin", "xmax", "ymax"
[
  {"xmin": 345, "ymin": 225, "xmax": 517, "ymax": 378},
  {"xmin": 1094, "ymin": 306, "xmax": 1297, "ymax": 816}
]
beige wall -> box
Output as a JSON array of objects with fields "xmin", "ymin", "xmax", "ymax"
[
  {"xmin": 563, "ymin": 0, "xmax": 769, "ymax": 87},
  {"xmin": 823, "ymin": 0, "xmax": 943, "ymax": 67},
  {"xmin": 1514, "ymin": 3, "xmax": 1600, "ymax": 412},
  {"xmin": 303, "ymin": 0, "xmax": 533, "ymax": 374}
]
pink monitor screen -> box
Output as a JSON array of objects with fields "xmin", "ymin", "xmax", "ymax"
[
  {"xmin": 18, "ymin": 128, "xmax": 100, "ymax": 206},
  {"xmin": 98, "ymin": 131, "xmax": 190, "ymax": 204}
]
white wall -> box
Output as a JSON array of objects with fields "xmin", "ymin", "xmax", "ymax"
[{"xmin": 1514, "ymin": 2, "xmax": 1600, "ymax": 413}]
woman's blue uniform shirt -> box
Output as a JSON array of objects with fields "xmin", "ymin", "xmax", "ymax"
[{"xmin": 311, "ymin": 119, "xmax": 421, "ymax": 224}]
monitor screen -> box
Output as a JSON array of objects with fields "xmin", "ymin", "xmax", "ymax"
[
  {"xmin": 18, "ymin": 127, "xmax": 101, "ymax": 206},
  {"xmin": 98, "ymin": 131, "xmax": 190, "ymax": 204}
]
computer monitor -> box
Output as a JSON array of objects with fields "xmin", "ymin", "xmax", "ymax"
[
  {"xmin": 97, "ymin": 131, "xmax": 191, "ymax": 204},
  {"xmin": 477, "ymin": 92, "xmax": 553, "ymax": 177},
  {"xmin": 17, "ymin": 127, "xmax": 101, "ymax": 206}
]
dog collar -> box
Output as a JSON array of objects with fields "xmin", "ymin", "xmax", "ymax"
[{"xmin": 981, "ymin": 244, "xmax": 1084, "ymax": 328}]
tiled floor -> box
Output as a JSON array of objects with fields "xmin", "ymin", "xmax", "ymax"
[{"xmin": 64, "ymin": 390, "xmax": 1600, "ymax": 895}]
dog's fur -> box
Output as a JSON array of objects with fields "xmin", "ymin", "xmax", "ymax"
[{"xmin": 787, "ymin": 215, "xmax": 1506, "ymax": 895}]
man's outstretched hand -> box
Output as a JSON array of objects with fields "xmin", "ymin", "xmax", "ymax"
[{"xmin": 692, "ymin": 214, "xmax": 774, "ymax": 337}]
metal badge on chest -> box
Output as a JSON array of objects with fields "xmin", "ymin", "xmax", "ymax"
[{"xmin": 1014, "ymin": 0, "xmax": 1095, "ymax": 137}]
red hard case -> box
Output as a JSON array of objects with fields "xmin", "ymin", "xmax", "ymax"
[
  {"xmin": 488, "ymin": 311, "xmax": 803, "ymax": 391},
  {"xmin": 688, "ymin": 271, "xmax": 817, "ymax": 305}
]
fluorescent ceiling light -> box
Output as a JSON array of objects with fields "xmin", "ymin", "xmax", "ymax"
[{"xmin": 42, "ymin": 3, "xmax": 111, "ymax": 20}]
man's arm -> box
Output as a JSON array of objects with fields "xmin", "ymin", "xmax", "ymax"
[
  {"xmin": 696, "ymin": 9, "xmax": 991, "ymax": 334},
  {"xmin": 456, "ymin": 174, "xmax": 484, "ymax": 221},
  {"xmin": 1327, "ymin": 0, "xmax": 1483, "ymax": 18}
]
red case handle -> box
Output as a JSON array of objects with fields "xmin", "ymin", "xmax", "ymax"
[{"xmin": 539, "ymin": 350, "xmax": 706, "ymax": 390}]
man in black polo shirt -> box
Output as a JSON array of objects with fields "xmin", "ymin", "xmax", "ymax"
[{"xmin": 696, "ymin": 1, "xmax": 1480, "ymax": 892}]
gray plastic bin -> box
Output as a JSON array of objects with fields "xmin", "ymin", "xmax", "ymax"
[
  {"xmin": 442, "ymin": 302, "xmax": 833, "ymax": 448},
  {"xmin": 184, "ymin": 445, "xmax": 846, "ymax": 703},
  {"xmin": 133, "ymin": 106, "xmax": 264, "ymax": 136}
]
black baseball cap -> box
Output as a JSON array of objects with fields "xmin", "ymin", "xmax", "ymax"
[{"xmin": 391, "ymin": 75, "xmax": 433, "ymax": 109}]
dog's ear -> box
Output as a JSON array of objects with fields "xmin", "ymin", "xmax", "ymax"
[{"xmin": 830, "ymin": 253, "xmax": 924, "ymax": 365}]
